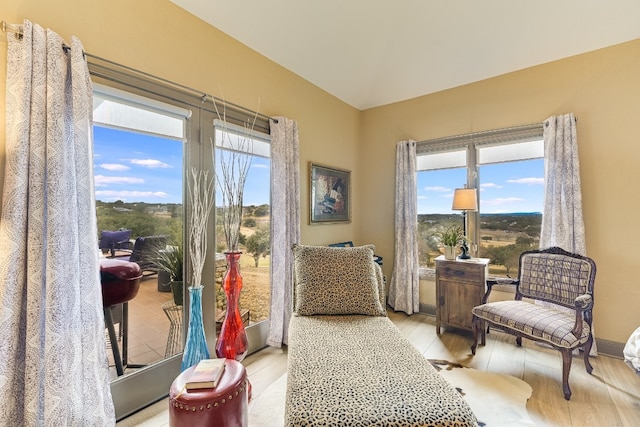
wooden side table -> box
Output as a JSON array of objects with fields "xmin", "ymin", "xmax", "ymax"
[{"xmin": 435, "ymin": 256, "xmax": 489, "ymax": 341}]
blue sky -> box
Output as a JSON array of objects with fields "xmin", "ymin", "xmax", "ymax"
[
  {"xmin": 94, "ymin": 126, "xmax": 270, "ymax": 205},
  {"xmin": 95, "ymin": 125, "xmax": 539, "ymax": 212},
  {"xmin": 417, "ymin": 158, "xmax": 544, "ymax": 214},
  {"xmin": 216, "ymin": 155, "xmax": 271, "ymax": 207}
]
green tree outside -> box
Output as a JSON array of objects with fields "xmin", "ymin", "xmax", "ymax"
[{"xmin": 245, "ymin": 227, "xmax": 270, "ymax": 267}]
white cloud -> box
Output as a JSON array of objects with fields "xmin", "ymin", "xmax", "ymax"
[
  {"xmin": 483, "ymin": 197, "xmax": 524, "ymax": 206},
  {"xmin": 425, "ymin": 186, "xmax": 450, "ymax": 192},
  {"xmin": 130, "ymin": 159, "xmax": 172, "ymax": 168},
  {"xmin": 507, "ymin": 177, "xmax": 544, "ymax": 185},
  {"xmin": 481, "ymin": 182, "xmax": 502, "ymax": 189},
  {"xmin": 251, "ymin": 164, "xmax": 268, "ymax": 169},
  {"xmin": 100, "ymin": 163, "xmax": 130, "ymax": 171},
  {"xmin": 95, "ymin": 190, "xmax": 169, "ymax": 199},
  {"xmin": 95, "ymin": 175, "xmax": 144, "ymax": 186}
]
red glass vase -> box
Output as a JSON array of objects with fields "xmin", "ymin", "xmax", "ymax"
[{"xmin": 215, "ymin": 251, "xmax": 248, "ymax": 362}]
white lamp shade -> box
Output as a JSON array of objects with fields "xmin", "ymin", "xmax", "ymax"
[{"xmin": 452, "ymin": 188, "xmax": 477, "ymax": 211}]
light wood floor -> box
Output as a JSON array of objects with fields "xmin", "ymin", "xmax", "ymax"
[
  {"xmin": 384, "ymin": 311, "xmax": 640, "ymax": 426},
  {"xmin": 119, "ymin": 310, "xmax": 640, "ymax": 426}
]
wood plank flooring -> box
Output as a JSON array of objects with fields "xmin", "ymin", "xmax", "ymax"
[{"xmin": 119, "ymin": 310, "xmax": 640, "ymax": 426}]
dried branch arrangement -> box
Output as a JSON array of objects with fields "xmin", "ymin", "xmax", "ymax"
[
  {"xmin": 212, "ymin": 101, "xmax": 258, "ymax": 252},
  {"xmin": 187, "ymin": 167, "xmax": 215, "ymax": 287}
]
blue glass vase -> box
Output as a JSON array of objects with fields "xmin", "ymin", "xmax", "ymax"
[{"xmin": 180, "ymin": 285, "xmax": 210, "ymax": 371}]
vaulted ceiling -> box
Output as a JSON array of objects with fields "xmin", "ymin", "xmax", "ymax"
[{"xmin": 171, "ymin": 0, "xmax": 640, "ymax": 110}]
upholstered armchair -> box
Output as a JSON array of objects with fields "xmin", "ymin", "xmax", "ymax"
[{"xmin": 470, "ymin": 246, "xmax": 596, "ymax": 400}]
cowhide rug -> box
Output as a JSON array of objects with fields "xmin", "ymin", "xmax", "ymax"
[
  {"xmin": 249, "ymin": 359, "xmax": 534, "ymax": 427},
  {"xmin": 427, "ymin": 359, "xmax": 534, "ymax": 426}
]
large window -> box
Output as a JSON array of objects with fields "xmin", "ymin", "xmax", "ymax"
[{"xmin": 417, "ymin": 126, "xmax": 544, "ymax": 278}]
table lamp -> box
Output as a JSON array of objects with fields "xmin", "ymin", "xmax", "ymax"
[{"xmin": 452, "ymin": 187, "xmax": 477, "ymax": 259}]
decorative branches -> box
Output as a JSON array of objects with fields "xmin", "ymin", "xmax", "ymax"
[
  {"xmin": 212, "ymin": 100, "xmax": 258, "ymax": 252},
  {"xmin": 188, "ymin": 167, "xmax": 215, "ymax": 287}
]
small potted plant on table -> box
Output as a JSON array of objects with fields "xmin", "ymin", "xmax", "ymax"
[{"xmin": 438, "ymin": 225, "xmax": 464, "ymax": 260}]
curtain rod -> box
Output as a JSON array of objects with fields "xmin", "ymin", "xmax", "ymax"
[
  {"xmin": 418, "ymin": 122, "xmax": 542, "ymax": 146},
  {"xmin": 1, "ymin": 20, "xmax": 21, "ymax": 38},
  {"xmin": 2, "ymin": 20, "xmax": 277, "ymax": 124}
]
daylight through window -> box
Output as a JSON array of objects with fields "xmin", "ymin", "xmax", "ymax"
[
  {"xmin": 416, "ymin": 126, "xmax": 544, "ymax": 278},
  {"xmin": 213, "ymin": 120, "xmax": 272, "ymax": 327}
]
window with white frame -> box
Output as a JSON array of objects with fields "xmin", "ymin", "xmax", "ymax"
[{"xmin": 416, "ymin": 125, "xmax": 544, "ymax": 278}]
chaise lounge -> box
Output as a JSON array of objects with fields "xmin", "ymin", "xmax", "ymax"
[{"xmin": 286, "ymin": 244, "xmax": 478, "ymax": 426}]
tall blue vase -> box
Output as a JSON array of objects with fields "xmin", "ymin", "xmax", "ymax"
[{"xmin": 180, "ymin": 285, "xmax": 210, "ymax": 371}]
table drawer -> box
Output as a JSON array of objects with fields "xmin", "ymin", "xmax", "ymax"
[{"xmin": 437, "ymin": 262, "xmax": 483, "ymax": 282}]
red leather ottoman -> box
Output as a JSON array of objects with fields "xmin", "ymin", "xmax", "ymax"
[{"xmin": 169, "ymin": 359, "xmax": 248, "ymax": 427}]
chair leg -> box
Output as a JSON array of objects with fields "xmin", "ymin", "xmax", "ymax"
[
  {"xmin": 583, "ymin": 335, "xmax": 594, "ymax": 374},
  {"xmin": 471, "ymin": 315, "xmax": 480, "ymax": 355},
  {"xmin": 560, "ymin": 348, "xmax": 573, "ymax": 400}
]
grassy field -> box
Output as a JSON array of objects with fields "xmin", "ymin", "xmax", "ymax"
[{"xmin": 215, "ymin": 251, "xmax": 271, "ymax": 325}]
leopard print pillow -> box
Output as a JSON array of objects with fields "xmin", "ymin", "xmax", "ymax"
[{"xmin": 292, "ymin": 244, "xmax": 385, "ymax": 316}]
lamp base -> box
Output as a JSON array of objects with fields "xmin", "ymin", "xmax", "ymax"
[{"xmin": 458, "ymin": 241, "xmax": 471, "ymax": 259}]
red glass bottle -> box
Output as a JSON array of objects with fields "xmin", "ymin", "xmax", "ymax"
[{"xmin": 215, "ymin": 251, "xmax": 248, "ymax": 361}]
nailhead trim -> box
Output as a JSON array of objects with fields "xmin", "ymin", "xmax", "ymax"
[{"xmin": 170, "ymin": 379, "xmax": 247, "ymax": 411}]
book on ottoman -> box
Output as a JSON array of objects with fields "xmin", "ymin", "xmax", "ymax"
[{"xmin": 185, "ymin": 358, "xmax": 226, "ymax": 390}]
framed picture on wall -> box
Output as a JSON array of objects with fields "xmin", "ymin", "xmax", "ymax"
[{"xmin": 309, "ymin": 163, "xmax": 351, "ymax": 224}]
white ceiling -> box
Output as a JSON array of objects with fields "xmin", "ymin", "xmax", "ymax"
[{"xmin": 170, "ymin": 0, "xmax": 640, "ymax": 110}]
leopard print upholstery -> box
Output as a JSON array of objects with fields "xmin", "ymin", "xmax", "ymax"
[
  {"xmin": 286, "ymin": 315, "xmax": 478, "ymax": 426},
  {"xmin": 292, "ymin": 244, "xmax": 385, "ymax": 316}
]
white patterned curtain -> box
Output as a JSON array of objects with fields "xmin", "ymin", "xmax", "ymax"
[
  {"xmin": 389, "ymin": 140, "xmax": 420, "ymax": 314},
  {"xmin": 540, "ymin": 113, "xmax": 596, "ymax": 355},
  {"xmin": 540, "ymin": 113, "xmax": 586, "ymax": 254},
  {"xmin": 266, "ymin": 117, "xmax": 300, "ymax": 347},
  {"xmin": 0, "ymin": 20, "xmax": 115, "ymax": 425}
]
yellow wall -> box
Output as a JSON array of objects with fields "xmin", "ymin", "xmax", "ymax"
[
  {"xmin": 0, "ymin": 0, "xmax": 361, "ymax": 247},
  {"xmin": 1, "ymin": 0, "xmax": 639, "ymax": 344},
  {"xmin": 361, "ymin": 39, "xmax": 640, "ymax": 343}
]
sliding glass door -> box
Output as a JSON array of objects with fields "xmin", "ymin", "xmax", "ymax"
[
  {"xmin": 90, "ymin": 71, "xmax": 272, "ymax": 420},
  {"xmin": 92, "ymin": 82, "xmax": 192, "ymax": 419}
]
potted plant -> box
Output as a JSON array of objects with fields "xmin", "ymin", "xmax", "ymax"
[
  {"xmin": 437, "ymin": 225, "xmax": 464, "ymax": 260},
  {"xmin": 155, "ymin": 243, "xmax": 184, "ymax": 306}
]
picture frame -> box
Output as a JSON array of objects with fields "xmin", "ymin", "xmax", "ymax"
[{"xmin": 309, "ymin": 163, "xmax": 351, "ymax": 224}]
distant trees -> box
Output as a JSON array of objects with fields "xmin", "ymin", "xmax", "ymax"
[
  {"xmin": 417, "ymin": 226, "xmax": 442, "ymax": 267},
  {"xmin": 96, "ymin": 201, "xmax": 183, "ymax": 244},
  {"xmin": 481, "ymin": 233, "xmax": 537, "ymax": 277},
  {"xmin": 245, "ymin": 227, "xmax": 270, "ymax": 267},
  {"xmin": 253, "ymin": 204, "xmax": 270, "ymax": 217},
  {"xmin": 418, "ymin": 213, "xmax": 541, "ymax": 276},
  {"xmin": 98, "ymin": 200, "xmax": 273, "ymax": 266}
]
